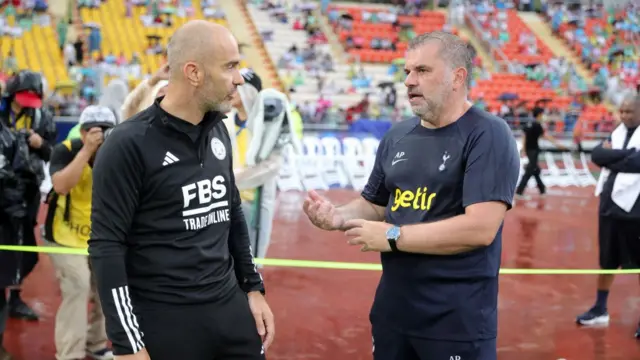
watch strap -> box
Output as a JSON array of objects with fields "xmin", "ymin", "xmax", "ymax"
[{"xmin": 388, "ymin": 238, "xmax": 399, "ymax": 252}]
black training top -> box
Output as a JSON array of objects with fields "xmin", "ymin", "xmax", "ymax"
[
  {"xmin": 88, "ymin": 98, "xmax": 264, "ymax": 356},
  {"xmin": 522, "ymin": 120, "xmax": 544, "ymax": 151},
  {"xmin": 361, "ymin": 106, "xmax": 520, "ymax": 342}
]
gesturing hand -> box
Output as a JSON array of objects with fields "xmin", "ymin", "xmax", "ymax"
[
  {"xmin": 248, "ymin": 291, "xmax": 275, "ymax": 351},
  {"xmin": 344, "ymin": 219, "xmax": 393, "ymax": 252},
  {"xmin": 302, "ymin": 190, "xmax": 345, "ymax": 231}
]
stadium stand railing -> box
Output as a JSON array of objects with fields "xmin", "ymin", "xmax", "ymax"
[{"xmin": 465, "ymin": 11, "xmax": 515, "ymax": 72}]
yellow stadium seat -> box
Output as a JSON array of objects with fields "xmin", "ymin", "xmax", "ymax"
[{"xmin": 23, "ymin": 0, "xmax": 231, "ymax": 90}]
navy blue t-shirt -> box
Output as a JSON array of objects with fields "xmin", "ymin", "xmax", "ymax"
[{"xmin": 361, "ymin": 106, "xmax": 520, "ymax": 342}]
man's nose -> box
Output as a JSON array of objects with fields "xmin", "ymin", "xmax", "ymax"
[
  {"xmin": 404, "ymin": 72, "xmax": 416, "ymax": 87},
  {"xmin": 233, "ymin": 70, "xmax": 245, "ymax": 86}
]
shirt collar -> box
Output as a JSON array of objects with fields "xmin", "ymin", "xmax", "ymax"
[{"xmin": 153, "ymin": 96, "xmax": 226, "ymax": 143}]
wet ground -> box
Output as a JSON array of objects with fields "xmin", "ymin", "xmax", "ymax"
[{"xmin": 3, "ymin": 188, "xmax": 640, "ymax": 360}]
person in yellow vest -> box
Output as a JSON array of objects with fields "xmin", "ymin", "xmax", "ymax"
[{"xmin": 45, "ymin": 105, "xmax": 116, "ymax": 360}]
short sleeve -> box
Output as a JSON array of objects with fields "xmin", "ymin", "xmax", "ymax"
[
  {"xmin": 463, "ymin": 120, "xmax": 520, "ymax": 210},
  {"xmin": 361, "ymin": 137, "xmax": 391, "ymax": 207},
  {"xmin": 49, "ymin": 142, "xmax": 75, "ymax": 176}
]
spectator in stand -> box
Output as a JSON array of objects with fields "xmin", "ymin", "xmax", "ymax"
[{"xmin": 551, "ymin": 2, "xmax": 639, "ymax": 106}]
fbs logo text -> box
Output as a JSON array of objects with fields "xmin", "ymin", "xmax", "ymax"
[{"xmin": 181, "ymin": 175, "xmax": 230, "ymax": 231}]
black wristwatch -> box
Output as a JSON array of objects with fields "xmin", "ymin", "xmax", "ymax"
[{"xmin": 385, "ymin": 225, "xmax": 401, "ymax": 252}]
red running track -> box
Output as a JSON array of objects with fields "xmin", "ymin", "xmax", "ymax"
[{"xmin": 3, "ymin": 188, "xmax": 640, "ymax": 360}]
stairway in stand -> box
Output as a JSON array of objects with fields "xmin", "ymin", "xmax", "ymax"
[
  {"xmin": 518, "ymin": 12, "xmax": 593, "ymax": 83},
  {"xmin": 458, "ymin": 27, "xmax": 498, "ymax": 72},
  {"xmin": 217, "ymin": 0, "xmax": 283, "ymax": 90}
]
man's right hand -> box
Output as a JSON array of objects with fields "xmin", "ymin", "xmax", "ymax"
[
  {"xmin": 116, "ymin": 348, "xmax": 150, "ymax": 360},
  {"xmin": 302, "ymin": 190, "xmax": 345, "ymax": 231},
  {"xmin": 82, "ymin": 127, "xmax": 104, "ymax": 155}
]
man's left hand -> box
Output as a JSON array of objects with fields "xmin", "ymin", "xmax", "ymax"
[
  {"xmin": 344, "ymin": 219, "xmax": 393, "ymax": 252},
  {"xmin": 247, "ymin": 291, "xmax": 275, "ymax": 351},
  {"xmin": 28, "ymin": 130, "xmax": 43, "ymax": 149}
]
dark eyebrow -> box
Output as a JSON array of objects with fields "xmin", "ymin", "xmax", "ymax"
[{"xmin": 404, "ymin": 65, "xmax": 431, "ymax": 73}]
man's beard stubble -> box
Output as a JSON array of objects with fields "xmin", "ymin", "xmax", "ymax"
[
  {"xmin": 196, "ymin": 68, "xmax": 234, "ymax": 114},
  {"xmin": 195, "ymin": 86, "xmax": 232, "ymax": 114},
  {"xmin": 412, "ymin": 98, "xmax": 441, "ymax": 125},
  {"xmin": 413, "ymin": 83, "xmax": 451, "ymax": 126}
]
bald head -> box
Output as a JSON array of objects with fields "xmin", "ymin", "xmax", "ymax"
[
  {"xmin": 162, "ymin": 20, "xmax": 244, "ymax": 114},
  {"xmin": 620, "ymin": 92, "xmax": 639, "ymax": 107},
  {"xmin": 167, "ymin": 20, "xmax": 236, "ymax": 80},
  {"xmin": 618, "ymin": 91, "xmax": 640, "ymax": 128}
]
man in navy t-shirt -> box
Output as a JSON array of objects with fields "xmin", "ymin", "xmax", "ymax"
[{"xmin": 303, "ymin": 32, "xmax": 520, "ymax": 360}]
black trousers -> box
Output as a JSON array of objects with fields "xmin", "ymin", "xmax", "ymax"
[
  {"xmin": 516, "ymin": 149, "xmax": 546, "ymax": 195},
  {"xmin": 136, "ymin": 287, "xmax": 266, "ymax": 360},
  {"xmin": 372, "ymin": 325, "xmax": 496, "ymax": 360},
  {"xmin": 0, "ymin": 292, "xmax": 6, "ymax": 335},
  {"xmin": 599, "ymin": 216, "xmax": 640, "ymax": 269}
]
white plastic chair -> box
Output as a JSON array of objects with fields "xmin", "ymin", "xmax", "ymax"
[
  {"xmin": 299, "ymin": 135, "xmax": 328, "ymax": 190},
  {"xmin": 562, "ymin": 152, "xmax": 597, "ymax": 187},
  {"xmin": 543, "ymin": 152, "xmax": 576, "ymax": 187},
  {"xmin": 320, "ymin": 136, "xmax": 349, "ymax": 188},
  {"xmin": 341, "ymin": 137, "xmax": 369, "ymax": 191},
  {"xmin": 360, "ymin": 137, "xmax": 380, "ymax": 174},
  {"xmin": 276, "ymin": 143, "xmax": 304, "ymax": 192}
]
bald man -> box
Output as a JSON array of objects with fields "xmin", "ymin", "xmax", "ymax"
[
  {"xmin": 577, "ymin": 94, "xmax": 640, "ymax": 337},
  {"xmin": 89, "ymin": 21, "xmax": 273, "ymax": 360}
]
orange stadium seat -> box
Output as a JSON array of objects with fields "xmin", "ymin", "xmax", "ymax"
[
  {"xmin": 498, "ymin": 10, "xmax": 554, "ymax": 64},
  {"xmin": 327, "ymin": 4, "xmax": 455, "ymax": 64}
]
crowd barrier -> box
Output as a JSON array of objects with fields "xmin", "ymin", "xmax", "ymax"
[{"xmin": 276, "ymin": 134, "xmax": 598, "ymax": 192}]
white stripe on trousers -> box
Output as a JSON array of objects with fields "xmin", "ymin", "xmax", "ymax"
[{"xmin": 111, "ymin": 286, "xmax": 145, "ymax": 352}]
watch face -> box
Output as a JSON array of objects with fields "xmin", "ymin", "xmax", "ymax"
[{"xmin": 387, "ymin": 226, "xmax": 400, "ymax": 240}]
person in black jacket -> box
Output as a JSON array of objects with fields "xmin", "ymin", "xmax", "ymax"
[
  {"xmin": 515, "ymin": 106, "xmax": 565, "ymax": 198},
  {"xmin": 0, "ymin": 70, "xmax": 57, "ymax": 322},
  {"xmin": 89, "ymin": 20, "xmax": 273, "ymax": 360},
  {"xmin": 576, "ymin": 93, "xmax": 640, "ymax": 337},
  {"xmin": 0, "ymin": 115, "xmax": 34, "ymax": 360}
]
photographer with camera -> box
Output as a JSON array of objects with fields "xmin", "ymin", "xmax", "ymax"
[
  {"xmin": 0, "ymin": 70, "xmax": 57, "ymax": 322},
  {"xmin": 44, "ymin": 105, "xmax": 116, "ymax": 360}
]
